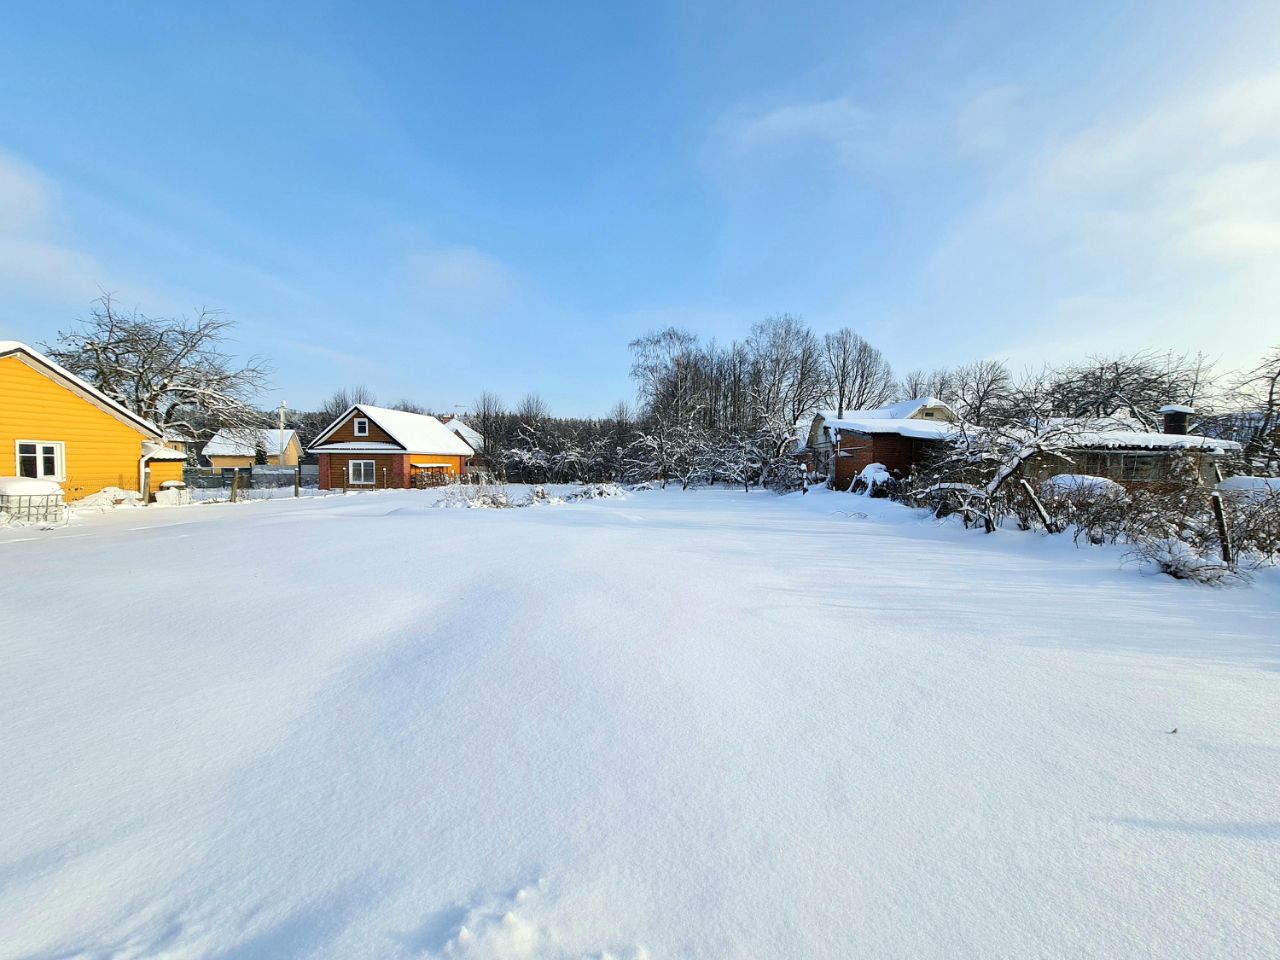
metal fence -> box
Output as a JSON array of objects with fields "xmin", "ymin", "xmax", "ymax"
[{"xmin": 0, "ymin": 493, "xmax": 67, "ymax": 523}]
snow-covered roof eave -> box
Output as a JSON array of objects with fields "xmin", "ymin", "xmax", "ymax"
[
  {"xmin": 828, "ymin": 418, "xmax": 961, "ymax": 440},
  {"xmin": 1067, "ymin": 432, "xmax": 1241, "ymax": 454}
]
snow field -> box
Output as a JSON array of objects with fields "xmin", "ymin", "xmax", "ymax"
[{"xmin": 1, "ymin": 486, "xmax": 1277, "ymax": 958}]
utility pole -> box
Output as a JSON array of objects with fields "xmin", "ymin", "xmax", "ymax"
[{"xmin": 278, "ymin": 400, "xmax": 287, "ymax": 467}]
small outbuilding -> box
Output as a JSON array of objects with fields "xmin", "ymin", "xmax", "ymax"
[
  {"xmin": 203, "ymin": 428, "xmax": 302, "ymax": 475},
  {"xmin": 806, "ymin": 398, "xmax": 962, "ymax": 490}
]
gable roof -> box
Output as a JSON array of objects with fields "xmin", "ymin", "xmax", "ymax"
[
  {"xmin": 443, "ymin": 418, "xmax": 484, "ymax": 452},
  {"xmin": 0, "ymin": 340, "xmax": 162, "ymax": 439},
  {"xmin": 309, "ymin": 404, "xmax": 474, "ymax": 456},
  {"xmin": 830, "ymin": 397, "xmax": 953, "ymax": 422},
  {"xmin": 816, "ymin": 397, "xmax": 960, "ymax": 439},
  {"xmin": 204, "ymin": 427, "xmax": 300, "ymax": 458}
]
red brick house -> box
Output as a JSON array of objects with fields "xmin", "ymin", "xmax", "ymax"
[
  {"xmin": 309, "ymin": 404, "xmax": 476, "ymax": 489},
  {"xmin": 805, "ymin": 398, "xmax": 961, "ymax": 490}
]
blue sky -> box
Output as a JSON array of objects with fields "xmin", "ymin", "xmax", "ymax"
[{"xmin": 2, "ymin": 1, "xmax": 1278, "ymax": 415}]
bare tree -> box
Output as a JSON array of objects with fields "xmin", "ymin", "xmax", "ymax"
[
  {"xmin": 950, "ymin": 359, "xmax": 1012, "ymax": 425},
  {"xmin": 898, "ymin": 367, "xmax": 955, "ymax": 402},
  {"xmin": 44, "ymin": 294, "xmax": 270, "ymax": 440},
  {"xmin": 320, "ymin": 385, "xmax": 377, "ymax": 421},
  {"xmin": 1228, "ymin": 345, "xmax": 1280, "ymax": 472},
  {"xmin": 823, "ymin": 328, "xmax": 896, "ymax": 415},
  {"xmin": 747, "ymin": 314, "xmax": 828, "ymax": 428},
  {"xmin": 1048, "ymin": 351, "xmax": 1215, "ymax": 427},
  {"xmin": 516, "ymin": 393, "xmax": 550, "ymax": 425}
]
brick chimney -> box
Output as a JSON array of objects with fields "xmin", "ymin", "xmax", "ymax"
[{"xmin": 1158, "ymin": 404, "xmax": 1194, "ymax": 435}]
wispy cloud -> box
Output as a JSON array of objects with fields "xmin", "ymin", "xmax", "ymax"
[
  {"xmin": 1041, "ymin": 71, "xmax": 1280, "ymax": 264},
  {"xmin": 718, "ymin": 96, "xmax": 870, "ymax": 162},
  {"xmin": 401, "ymin": 244, "xmax": 514, "ymax": 316},
  {"xmin": 0, "ymin": 150, "xmax": 105, "ymax": 302}
]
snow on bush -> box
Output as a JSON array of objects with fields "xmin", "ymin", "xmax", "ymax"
[
  {"xmin": 1040, "ymin": 474, "xmax": 1126, "ymax": 498},
  {"xmin": 1127, "ymin": 538, "xmax": 1239, "ymax": 585},
  {"xmin": 438, "ymin": 481, "xmax": 519, "ymax": 509},
  {"xmin": 563, "ymin": 482, "xmax": 626, "ymax": 501}
]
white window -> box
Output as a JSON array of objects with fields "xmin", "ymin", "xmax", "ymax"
[
  {"xmin": 353, "ymin": 418, "xmax": 369, "ymax": 437},
  {"xmin": 16, "ymin": 441, "xmax": 65, "ymax": 481},
  {"xmin": 348, "ymin": 460, "xmax": 376, "ymax": 485}
]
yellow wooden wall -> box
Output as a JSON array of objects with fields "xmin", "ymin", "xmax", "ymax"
[
  {"xmin": 0, "ymin": 355, "xmax": 153, "ymax": 501},
  {"xmin": 147, "ymin": 460, "xmax": 186, "ymax": 487}
]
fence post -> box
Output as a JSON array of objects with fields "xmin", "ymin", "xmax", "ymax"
[
  {"xmin": 230, "ymin": 470, "xmax": 239, "ymax": 503},
  {"xmin": 341, "ymin": 466, "xmax": 347, "ymax": 493},
  {"xmin": 1019, "ymin": 478, "xmax": 1056, "ymax": 533},
  {"xmin": 1210, "ymin": 491, "xmax": 1233, "ymax": 566},
  {"xmin": 382, "ymin": 467, "xmax": 388, "ymax": 489},
  {"xmin": 294, "ymin": 466, "xmax": 301, "ymax": 498}
]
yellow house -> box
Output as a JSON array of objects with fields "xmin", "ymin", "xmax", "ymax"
[
  {"xmin": 202, "ymin": 427, "xmax": 302, "ymax": 474},
  {"xmin": 0, "ymin": 340, "xmax": 185, "ymax": 501}
]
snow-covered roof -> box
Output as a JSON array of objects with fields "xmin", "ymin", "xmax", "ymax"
[
  {"xmin": 203, "ymin": 428, "xmax": 299, "ymax": 458},
  {"xmin": 816, "ymin": 397, "xmax": 960, "ymax": 439},
  {"xmin": 310, "ymin": 405, "xmax": 475, "ymax": 456},
  {"xmin": 443, "ymin": 418, "xmax": 484, "ymax": 452},
  {"xmin": 819, "ymin": 397, "xmax": 953, "ymax": 423},
  {"xmin": 1067, "ymin": 429, "xmax": 1239, "ymax": 453},
  {"xmin": 826, "ymin": 417, "xmax": 960, "ymax": 439},
  {"xmin": 1217, "ymin": 475, "xmax": 1280, "ymax": 496},
  {"xmin": 1042, "ymin": 418, "xmax": 1239, "ymax": 453},
  {"xmin": 0, "ymin": 340, "xmax": 162, "ymax": 439},
  {"xmin": 142, "ymin": 442, "xmax": 187, "ymax": 462}
]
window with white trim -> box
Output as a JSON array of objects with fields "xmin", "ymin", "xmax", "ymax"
[
  {"xmin": 348, "ymin": 459, "xmax": 376, "ymax": 485},
  {"xmin": 16, "ymin": 441, "xmax": 65, "ymax": 481},
  {"xmin": 353, "ymin": 418, "xmax": 369, "ymax": 437}
]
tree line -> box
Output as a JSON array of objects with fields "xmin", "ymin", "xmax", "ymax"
[{"xmin": 41, "ymin": 297, "xmax": 1280, "ymax": 483}]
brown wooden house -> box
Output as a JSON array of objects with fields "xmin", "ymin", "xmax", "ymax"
[
  {"xmin": 309, "ymin": 404, "xmax": 476, "ymax": 489},
  {"xmin": 805, "ymin": 398, "xmax": 961, "ymax": 490}
]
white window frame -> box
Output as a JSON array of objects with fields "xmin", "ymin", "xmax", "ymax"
[
  {"xmin": 353, "ymin": 418, "xmax": 370, "ymax": 437},
  {"xmin": 16, "ymin": 440, "xmax": 66, "ymax": 481},
  {"xmin": 348, "ymin": 459, "xmax": 376, "ymax": 485}
]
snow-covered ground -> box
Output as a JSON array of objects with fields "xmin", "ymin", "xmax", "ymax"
[{"xmin": 2, "ymin": 486, "xmax": 1278, "ymax": 959}]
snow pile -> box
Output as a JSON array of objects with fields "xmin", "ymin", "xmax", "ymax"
[
  {"xmin": 1217, "ymin": 475, "xmax": 1280, "ymax": 498},
  {"xmin": 0, "ymin": 477, "xmax": 62, "ymax": 496},
  {"xmin": 72, "ymin": 487, "xmax": 144, "ymax": 510},
  {"xmin": 1041, "ymin": 474, "xmax": 1127, "ymax": 499},
  {"xmin": 858, "ymin": 463, "xmax": 892, "ymax": 490}
]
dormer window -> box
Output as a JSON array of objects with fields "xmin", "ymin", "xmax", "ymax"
[{"xmin": 353, "ymin": 418, "xmax": 369, "ymax": 437}]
